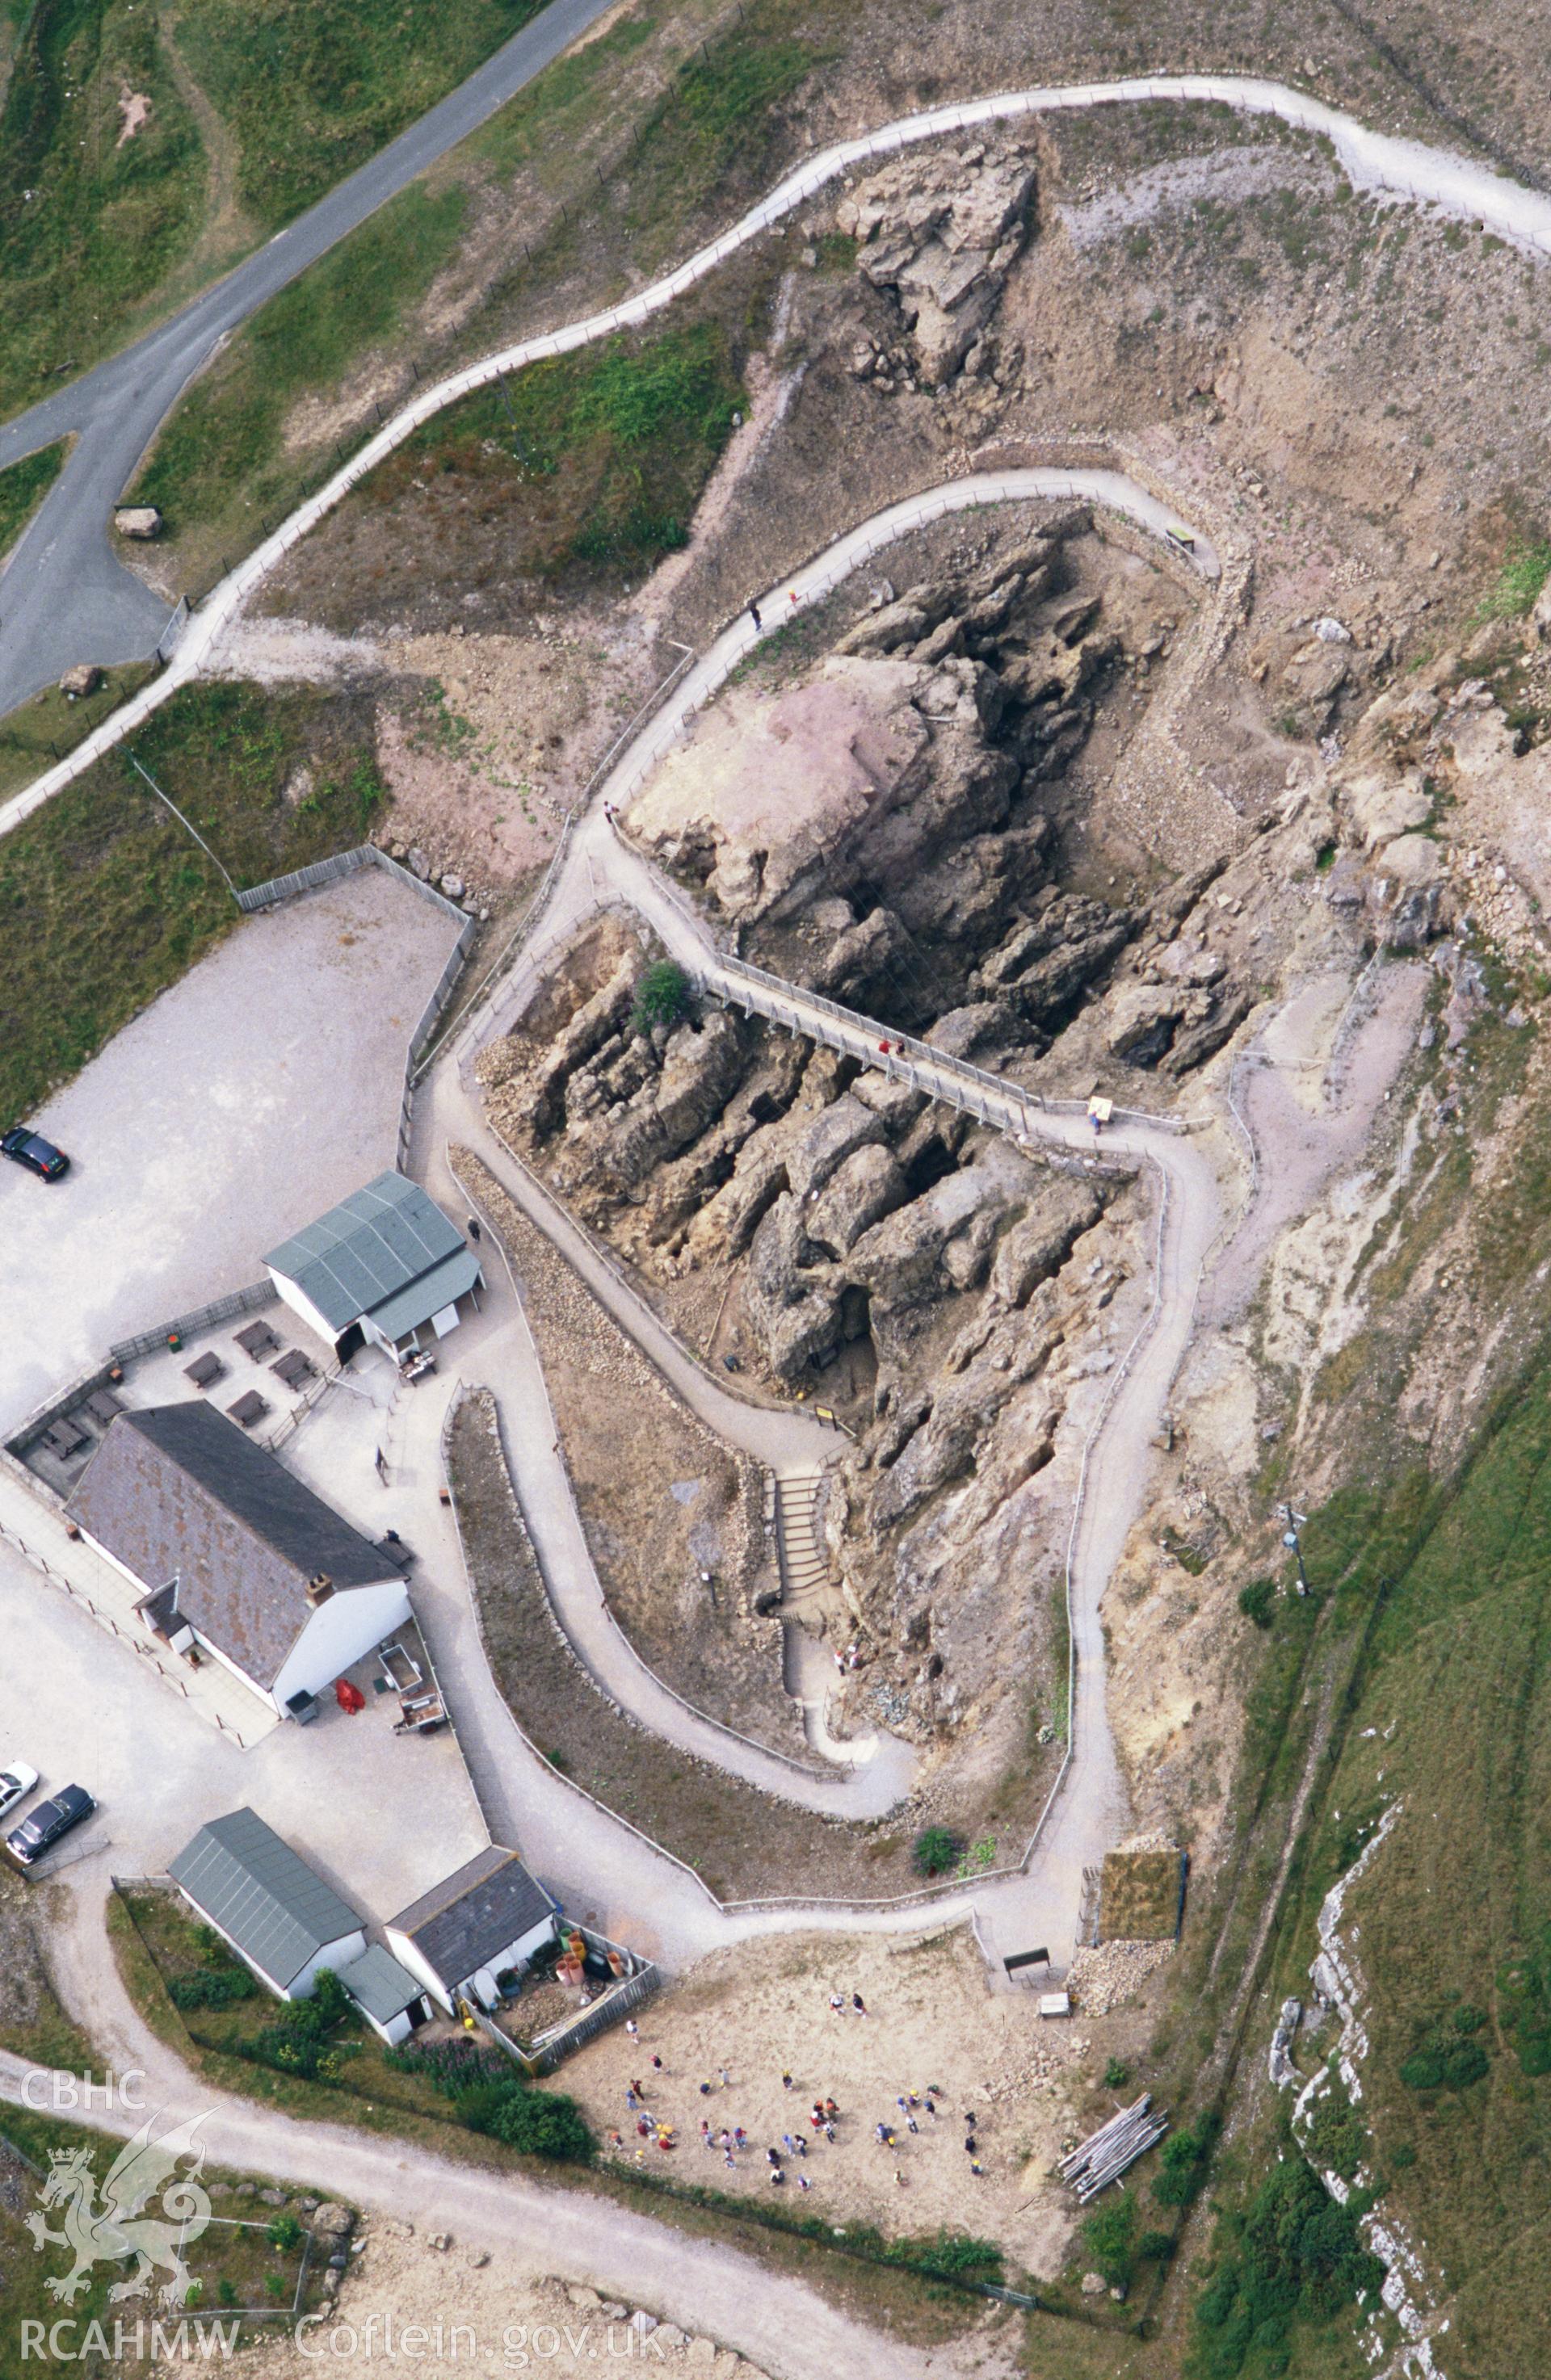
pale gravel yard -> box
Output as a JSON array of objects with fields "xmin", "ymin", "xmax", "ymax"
[{"xmin": 0, "ymin": 868, "xmax": 461, "ymax": 1433}]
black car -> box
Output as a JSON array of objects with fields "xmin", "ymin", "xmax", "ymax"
[
  {"xmin": 6, "ymin": 1783, "xmax": 95, "ymax": 1868},
  {"xmin": 1, "ymin": 1126, "xmax": 69, "ymax": 1181}
]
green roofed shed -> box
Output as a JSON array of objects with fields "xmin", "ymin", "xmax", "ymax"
[
  {"xmin": 169, "ymin": 1807, "xmax": 365, "ymax": 1998},
  {"xmin": 263, "ymin": 1173, "xmax": 482, "ymax": 1357}
]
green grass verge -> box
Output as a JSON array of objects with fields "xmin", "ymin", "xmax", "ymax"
[
  {"xmin": 0, "ymin": 434, "xmax": 67, "ymax": 556},
  {"xmin": 173, "ymin": 0, "xmax": 546, "ymax": 232},
  {"xmin": 128, "ymin": 0, "xmax": 823, "ymax": 572},
  {"xmin": 132, "ymin": 178, "xmax": 469, "ymax": 539},
  {"xmin": 357, "ymin": 317, "xmax": 744, "ymax": 580},
  {"xmin": 0, "ymin": 656, "xmax": 157, "ymax": 801},
  {"xmin": 0, "ymin": 0, "xmax": 205, "ymax": 418},
  {"xmin": 1475, "ymin": 532, "xmax": 1551, "ymax": 621},
  {"xmin": 0, "ymin": 678, "xmax": 385, "ymax": 1125}
]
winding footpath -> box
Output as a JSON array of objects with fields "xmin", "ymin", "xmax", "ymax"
[
  {"xmin": 389, "ymin": 451, "xmax": 1234, "ymax": 1971},
  {"xmin": 8, "ymin": 69, "xmax": 1551, "ymax": 830}
]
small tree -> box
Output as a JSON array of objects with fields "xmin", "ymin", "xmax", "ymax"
[
  {"xmin": 911, "ymin": 1825, "xmax": 962, "ymax": 1877},
  {"xmin": 267, "ymin": 2213, "xmax": 304, "ymax": 2252},
  {"xmin": 632, "ymin": 959, "xmax": 690, "ymax": 1035}
]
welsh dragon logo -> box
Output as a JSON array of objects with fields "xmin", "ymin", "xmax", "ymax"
[{"xmin": 25, "ymin": 2111, "xmax": 212, "ymax": 2311}]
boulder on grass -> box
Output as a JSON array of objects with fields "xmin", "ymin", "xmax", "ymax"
[{"xmin": 113, "ymin": 506, "xmax": 162, "ymax": 540}]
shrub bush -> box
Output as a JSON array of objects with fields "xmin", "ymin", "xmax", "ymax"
[
  {"xmin": 1192, "ymin": 2160, "xmax": 1383, "ymax": 2377},
  {"xmin": 632, "ymin": 959, "xmax": 691, "ymax": 1034},
  {"xmin": 1238, "ymin": 1578, "xmax": 1276, "ymax": 1629},
  {"xmin": 1082, "ymin": 2189, "xmax": 1137, "ymax": 2286},
  {"xmin": 910, "ymin": 1825, "xmax": 963, "ymax": 1877},
  {"xmin": 266, "ymin": 2214, "xmax": 303, "ymax": 2252},
  {"xmin": 1305, "ymin": 2083, "xmax": 1367, "ymax": 2182},
  {"xmin": 488, "ymin": 2084, "xmax": 593, "ymax": 2161},
  {"xmin": 1153, "ymin": 2109, "xmax": 1219, "ymax": 2206},
  {"xmin": 167, "ymin": 1967, "xmax": 255, "ymax": 2009},
  {"xmin": 1398, "ymin": 2004, "xmax": 1491, "ymax": 2091},
  {"xmin": 1103, "ymin": 2056, "xmax": 1131, "ymax": 2089}
]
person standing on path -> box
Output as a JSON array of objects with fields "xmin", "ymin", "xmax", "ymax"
[
  {"xmin": 782, "ymin": 2070, "xmax": 795, "ymax": 2091},
  {"xmin": 852, "ymin": 1993, "xmax": 868, "ymax": 2017},
  {"xmin": 829, "ymin": 1992, "xmax": 844, "ymax": 2015},
  {"xmin": 718, "ymin": 2065, "xmax": 730, "ymax": 2088}
]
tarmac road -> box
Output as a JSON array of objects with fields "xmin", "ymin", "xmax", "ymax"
[{"xmin": 0, "ymin": 0, "xmax": 619, "ymax": 717}]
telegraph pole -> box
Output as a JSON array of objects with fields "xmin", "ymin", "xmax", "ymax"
[{"xmin": 1278, "ymin": 1502, "xmax": 1310, "ymax": 1597}]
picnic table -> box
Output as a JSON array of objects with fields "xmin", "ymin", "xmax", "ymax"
[
  {"xmin": 271, "ymin": 1348, "xmax": 316, "ymax": 1390},
  {"xmin": 228, "ymin": 1389, "xmax": 268, "ymax": 1429},
  {"xmin": 183, "ymin": 1351, "xmax": 224, "ymax": 1390},
  {"xmin": 233, "ymin": 1320, "xmax": 281, "ymax": 1361},
  {"xmin": 82, "ymin": 1389, "xmax": 125, "ymax": 1427},
  {"xmin": 41, "ymin": 1416, "xmax": 90, "ymax": 1460}
]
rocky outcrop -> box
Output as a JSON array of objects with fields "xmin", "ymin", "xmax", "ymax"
[{"xmin": 835, "ymin": 137, "xmax": 1039, "ymax": 384}]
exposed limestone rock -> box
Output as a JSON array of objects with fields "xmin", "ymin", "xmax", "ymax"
[
  {"xmin": 806, "ymin": 1142, "xmax": 909, "ymax": 1257},
  {"xmin": 834, "ymin": 139, "xmax": 1038, "ymax": 384},
  {"xmin": 991, "ymin": 1181, "xmax": 1105, "ymax": 1308},
  {"xmin": 785, "ymin": 1093, "xmax": 887, "ymax": 1201}
]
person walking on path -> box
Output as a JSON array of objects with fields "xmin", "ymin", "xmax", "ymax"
[
  {"xmin": 625, "ymin": 2019, "xmax": 639, "ymax": 2042},
  {"xmin": 766, "ymin": 2147, "xmax": 782, "ymax": 2168},
  {"xmin": 795, "ymin": 2134, "xmax": 807, "ymax": 2158},
  {"xmin": 468, "ymin": 1216, "xmax": 481, "ymax": 1243},
  {"xmin": 823, "ymin": 2097, "xmax": 839, "ymax": 2121},
  {"xmin": 749, "ymin": 602, "xmax": 762, "ymax": 630},
  {"xmin": 699, "ymin": 2079, "xmax": 713, "ymax": 2097},
  {"xmin": 829, "ymin": 1992, "xmax": 844, "ymax": 2015},
  {"xmin": 781, "ymin": 2134, "xmax": 797, "ymax": 2159},
  {"xmin": 718, "ymin": 2065, "xmax": 730, "ymax": 2088},
  {"xmin": 823, "ymin": 2122, "xmax": 836, "ymax": 2146},
  {"xmin": 781, "ymin": 2071, "xmax": 795, "ymax": 2091},
  {"xmin": 797, "ymin": 2171, "xmax": 812, "ymax": 2191},
  {"xmin": 852, "ymin": 1993, "xmax": 868, "ymax": 2017},
  {"xmin": 630, "ymin": 2079, "xmax": 647, "ymax": 2101},
  {"xmin": 651, "ymin": 2054, "xmax": 664, "ymax": 2072},
  {"xmin": 725, "ymin": 2148, "xmax": 737, "ymax": 2170},
  {"xmin": 733, "ymin": 2126, "xmax": 747, "ymax": 2150},
  {"xmin": 624, "ymin": 2088, "xmax": 638, "ymax": 2111}
]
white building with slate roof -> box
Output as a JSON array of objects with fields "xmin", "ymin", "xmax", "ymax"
[
  {"xmin": 385, "ymin": 1845, "xmax": 558, "ymax": 2016},
  {"xmin": 67, "ymin": 1403, "xmax": 410, "ymax": 1719},
  {"xmin": 263, "ymin": 1172, "xmax": 483, "ymax": 1363},
  {"xmin": 169, "ymin": 1807, "xmax": 366, "ymax": 2000}
]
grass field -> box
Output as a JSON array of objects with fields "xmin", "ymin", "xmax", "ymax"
[
  {"xmin": 0, "ymin": 678, "xmax": 385, "ymax": 1125},
  {"xmin": 359, "ymin": 318, "xmax": 746, "ymax": 579},
  {"xmin": 0, "ymin": 0, "xmax": 205, "ymax": 418},
  {"xmin": 173, "ymin": 0, "xmax": 546, "ymax": 231},
  {"xmin": 0, "ymin": 434, "xmax": 67, "ymax": 557},
  {"xmin": 1268, "ymin": 1368, "xmax": 1551, "ymax": 2380},
  {"xmin": 0, "ymin": 2103, "xmax": 325, "ymax": 2341}
]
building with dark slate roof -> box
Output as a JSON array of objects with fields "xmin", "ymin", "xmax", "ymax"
[
  {"xmin": 337, "ymin": 1944, "xmax": 432, "ymax": 2045},
  {"xmin": 384, "ymin": 1845, "xmax": 558, "ymax": 2015},
  {"xmin": 66, "ymin": 1403, "xmax": 410, "ymax": 1717},
  {"xmin": 263, "ymin": 1172, "xmax": 482, "ymax": 1362},
  {"xmin": 169, "ymin": 1807, "xmax": 366, "ymax": 2000}
]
